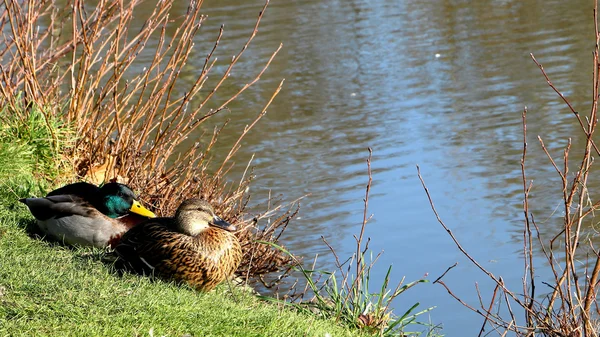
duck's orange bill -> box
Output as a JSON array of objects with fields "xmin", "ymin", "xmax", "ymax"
[{"xmin": 130, "ymin": 200, "xmax": 156, "ymax": 218}]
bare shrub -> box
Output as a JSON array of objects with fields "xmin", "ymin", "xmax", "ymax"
[
  {"xmin": 418, "ymin": 2, "xmax": 600, "ymax": 336},
  {"xmin": 0, "ymin": 0, "xmax": 294, "ymax": 279},
  {"xmin": 263, "ymin": 149, "xmax": 435, "ymax": 336}
]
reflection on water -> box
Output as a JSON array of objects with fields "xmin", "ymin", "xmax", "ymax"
[{"xmin": 125, "ymin": 0, "xmax": 598, "ymax": 334}]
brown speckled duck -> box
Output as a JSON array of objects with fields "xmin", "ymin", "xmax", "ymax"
[{"xmin": 114, "ymin": 198, "xmax": 242, "ymax": 292}]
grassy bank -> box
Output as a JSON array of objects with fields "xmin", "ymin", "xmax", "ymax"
[
  {"xmin": 0, "ymin": 110, "xmax": 366, "ymax": 337},
  {"xmin": 0, "ymin": 209, "xmax": 364, "ymax": 337}
]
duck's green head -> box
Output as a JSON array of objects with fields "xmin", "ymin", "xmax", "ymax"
[{"xmin": 99, "ymin": 183, "xmax": 156, "ymax": 219}]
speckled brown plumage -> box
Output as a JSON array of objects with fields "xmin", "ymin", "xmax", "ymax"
[{"xmin": 114, "ymin": 199, "xmax": 242, "ymax": 292}]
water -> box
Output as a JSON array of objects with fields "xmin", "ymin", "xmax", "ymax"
[{"xmin": 131, "ymin": 0, "xmax": 600, "ymax": 334}]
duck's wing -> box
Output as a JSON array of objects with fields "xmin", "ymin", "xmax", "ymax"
[
  {"xmin": 114, "ymin": 219, "xmax": 178, "ymax": 275},
  {"xmin": 19, "ymin": 195, "xmax": 97, "ymax": 220},
  {"xmin": 46, "ymin": 182, "xmax": 100, "ymax": 199}
]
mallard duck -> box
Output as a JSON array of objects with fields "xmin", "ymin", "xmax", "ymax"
[
  {"xmin": 19, "ymin": 182, "xmax": 156, "ymax": 248},
  {"xmin": 114, "ymin": 198, "xmax": 242, "ymax": 292}
]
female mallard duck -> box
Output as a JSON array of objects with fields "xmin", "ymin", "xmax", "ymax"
[
  {"xmin": 114, "ymin": 198, "xmax": 242, "ymax": 292},
  {"xmin": 19, "ymin": 182, "xmax": 156, "ymax": 248}
]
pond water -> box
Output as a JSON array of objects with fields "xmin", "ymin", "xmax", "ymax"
[{"xmin": 139, "ymin": 0, "xmax": 598, "ymax": 334}]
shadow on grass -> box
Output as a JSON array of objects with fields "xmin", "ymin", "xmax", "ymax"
[{"xmin": 13, "ymin": 213, "xmax": 45, "ymax": 241}]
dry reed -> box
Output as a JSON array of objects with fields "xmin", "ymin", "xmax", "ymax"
[
  {"xmin": 418, "ymin": 1, "xmax": 600, "ymax": 336},
  {"xmin": 0, "ymin": 0, "xmax": 294, "ymax": 280}
]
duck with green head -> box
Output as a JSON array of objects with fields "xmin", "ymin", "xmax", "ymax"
[
  {"xmin": 19, "ymin": 182, "xmax": 156, "ymax": 248},
  {"xmin": 115, "ymin": 198, "xmax": 242, "ymax": 292}
]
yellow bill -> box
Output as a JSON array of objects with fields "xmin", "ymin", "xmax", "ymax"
[{"xmin": 130, "ymin": 200, "xmax": 156, "ymax": 218}]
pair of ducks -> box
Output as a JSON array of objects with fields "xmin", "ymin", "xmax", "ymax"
[{"xmin": 19, "ymin": 182, "xmax": 242, "ymax": 292}]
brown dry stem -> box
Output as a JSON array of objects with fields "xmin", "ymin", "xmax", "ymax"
[
  {"xmin": 419, "ymin": 2, "xmax": 600, "ymax": 335},
  {"xmin": 0, "ymin": 0, "xmax": 295, "ymax": 281}
]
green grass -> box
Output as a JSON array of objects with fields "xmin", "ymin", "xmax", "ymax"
[
  {"xmin": 0, "ymin": 107, "xmax": 367, "ymax": 337},
  {"xmin": 0, "ymin": 207, "xmax": 366, "ymax": 336},
  {"xmin": 260, "ymin": 242, "xmax": 438, "ymax": 336},
  {"xmin": 0, "ymin": 104, "xmax": 73, "ymax": 200}
]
